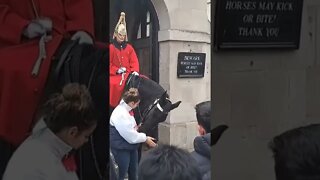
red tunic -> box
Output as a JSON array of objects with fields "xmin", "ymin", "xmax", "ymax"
[
  {"xmin": 109, "ymin": 42, "xmax": 139, "ymax": 107},
  {"xmin": 0, "ymin": 0, "xmax": 94, "ymax": 146}
]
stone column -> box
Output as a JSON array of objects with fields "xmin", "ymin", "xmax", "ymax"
[{"xmin": 152, "ymin": 0, "xmax": 211, "ymax": 151}]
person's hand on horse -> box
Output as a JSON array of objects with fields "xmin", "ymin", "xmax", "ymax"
[
  {"xmin": 71, "ymin": 31, "xmax": 93, "ymax": 45},
  {"xmin": 145, "ymin": 136, "xmax": 157, "ymax": 148},
  {"xmin": 116, "ymin": 67, "xmax": 126, "ymax": 74},
  {"xmin": 132, "ymin": 71, "xmax": 139, "ymax": 76}
]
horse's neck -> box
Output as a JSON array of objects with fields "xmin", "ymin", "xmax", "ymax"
[{"xmin": 137, "ymin": 77, "xmax": 165, "ymax": 110}]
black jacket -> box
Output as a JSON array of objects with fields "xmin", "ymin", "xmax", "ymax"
[{"xmin": 191, "ymin": 133, "xmax": 211, "ymax": 180}]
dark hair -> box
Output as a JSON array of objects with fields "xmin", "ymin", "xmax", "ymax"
[
  {"xmin": 269, "ymin": 124, "xmax": 320, "ymax": 180},
  {"xmin": 122, "ymin": 88, "xmax": 140, "ymax": 104},
  {"xmin": 195, "ymin": 101, "xmax": 211, "ymax": 133},
  {"xmin": 42, "ymin": 83, "xmax": 97, "ymax": 133},
  {"xmin": 138, "ymin": 144, "xmax": 202, "ymax": 180}
]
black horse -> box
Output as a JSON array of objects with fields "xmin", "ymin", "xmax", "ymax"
[
  {"xmin": 120, "ymin": 74, "xmax": 181, "ymax": 138},
  {"xmin": 109, "ymin": 74, "xmax": 182, "ymax": 164},
  {"xmin": 38, "ymin": 40, "xmax": 109, "ymax": 180}
]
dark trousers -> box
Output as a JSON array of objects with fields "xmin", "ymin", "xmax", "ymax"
[{"xmin": 111, "ymin": 148, "xmax": 138, "ymax": 180}]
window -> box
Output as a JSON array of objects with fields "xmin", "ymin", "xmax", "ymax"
[{"xmin": 137, "ymin": 10, "xmax": 152, "ymax": 39}]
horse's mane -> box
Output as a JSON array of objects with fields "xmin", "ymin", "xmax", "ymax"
[
  {"xmin": 128, "ymin": 75, "xmax": 166, "ymax": 118},
  {"xmin": 138, "ymin": 76, "xmax": 165, "ymax": 99}
]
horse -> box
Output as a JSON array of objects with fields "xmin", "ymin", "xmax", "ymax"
[
  {"xmin": 113, "ymin": 74, "xmax": 182, "ymax": 138},
  {"xmin": 108, "ymin": 74, "xmax": 182, "ymax": 167},
  {"xmin": 36, "ymin": 40, "xmax": 109, "ymax": 180},
  {"xmin": 211, "ymin": 125, "xmax": 229, "ymax": 146}
]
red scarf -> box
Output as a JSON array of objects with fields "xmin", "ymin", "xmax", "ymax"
[
  {"xmin": 62, "ymin": 153, "xmax": 77, "ymax": 172},
  {"xmin": 129, "ymin": 110, "xmax": 134, "ymax": 116}
]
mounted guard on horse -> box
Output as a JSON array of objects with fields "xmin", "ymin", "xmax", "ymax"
[{"xmin": 109, "ymin": 12, "xmax": 140, "ymax": 108}]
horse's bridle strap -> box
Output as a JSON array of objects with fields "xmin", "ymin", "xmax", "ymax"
[
  {"xmin": 140, "ymin": 98, "xmax": 167, "ymax": 124},
  {"xmin": 53, "ymin": 40, "xmax": 78, "ymax": 82}
]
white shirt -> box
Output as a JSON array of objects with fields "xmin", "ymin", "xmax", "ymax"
[
  {"xmin": 110, "ymin": 99, "xmax": 147, "ymax": 144},
  {"xmin": 3, "ymin": 119, "xmax": 78, "ymax": 180}
]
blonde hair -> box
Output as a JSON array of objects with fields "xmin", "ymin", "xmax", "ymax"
[{"xmin": 122, "ymin": 88, "xmax": 140, "ymax": 104}]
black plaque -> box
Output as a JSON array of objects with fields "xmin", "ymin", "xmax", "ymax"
[
  {"xmin": 177, "ymin": 52, "xmax": 206, "ymax": 78},
  {"xmin": 214, "ymin": 0, "xmax": 304, "ymax": 49}
]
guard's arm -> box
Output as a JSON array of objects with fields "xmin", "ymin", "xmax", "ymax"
[
  {"xmin": 109, "ymin": 44, "xmax": 121, "ymax": 75},
  {"xmin": 0, "ymin": 1, "xmax": 30, "ymax": 44},
  {"xmin": 63, "ymin": 0, "xmax": 94, "ymax": 38}
]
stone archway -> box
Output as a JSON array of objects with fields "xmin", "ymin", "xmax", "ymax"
[{"xmin": 150, "ymin": 0, "xmax": 170, "ymax": 31}]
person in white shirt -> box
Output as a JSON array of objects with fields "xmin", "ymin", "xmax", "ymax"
[
  {"xmin": 110, "ymin": 88, "xmax": 156, "ymax": 180},
  {"xmin": 2, "ymin": 83, "xmax": 97, "ymax": 180}
]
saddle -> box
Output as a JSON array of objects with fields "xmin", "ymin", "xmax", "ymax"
[
  {"xmin": 53, "ymin": 40, "xmax": 107, "ymax": 89},
  {"xmin": 109, "ymin": 73, "xmax": 145, "ymax": 108},
  {"xmin": 47, "ymin": 40, "xmax": 108, "ymax": 180},
  {"xmin": 124, "ymin": 73, "xmax": 140, "ymax": 90}
]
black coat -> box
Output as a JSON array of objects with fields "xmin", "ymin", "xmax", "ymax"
[{"xmin": 191, "ymin": 133, "xmax": 211, "ymax": 180}]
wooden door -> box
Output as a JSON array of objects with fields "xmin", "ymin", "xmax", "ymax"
[{"xmin": 108, "ymin": 0, "xmax": 159, "ymax": 82}]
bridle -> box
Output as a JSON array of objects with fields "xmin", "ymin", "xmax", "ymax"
[
  {"xmin": 137, "ymin": 97, "xmax": 169, "ymax": 125},
  {"xmin": 126, "ymin": 76, "xmax": 171, "ymax": 126}
]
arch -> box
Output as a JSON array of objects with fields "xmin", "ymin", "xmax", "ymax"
[{"xmin": 150, "ymin": 0, "xmax": 170, "ymax": 31}]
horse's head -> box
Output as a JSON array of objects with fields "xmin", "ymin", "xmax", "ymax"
[
  {"xmin": 158, "ymin": 91, "xmax": 182, "ymax": 113},
  {"xmin": 138, "ymin": 90, "xmax": 181, "ymax": 135},
  {"xmin": 124, "ymin": 74, "xmax": 181, "ymax": 136}
]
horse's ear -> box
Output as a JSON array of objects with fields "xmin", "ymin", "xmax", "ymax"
[
  {"xmin": 170, "ymin": 101, "xmax": 181, "ymax": 110},
  {"xmin": 162, "ymin": 91, "xmax": 167, "ymax": 98},
  {"xmin": 211, "ymin": 125, "xmax": 228, "ymax": 146},
  {"xmin": 160, "ymin": 91, "xmax": 167, "ymax": 101}
]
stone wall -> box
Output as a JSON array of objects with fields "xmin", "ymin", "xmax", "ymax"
[
  {"xmin": 151, "ymin": 0, "xmax": 211, "ymax": 150},
  {"xmin": 212, "ymin": 0, "xmax": 320, "ymax": 179}
]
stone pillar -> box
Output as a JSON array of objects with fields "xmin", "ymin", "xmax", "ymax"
[{"xmin": 152, "ymin": 0, "xmax": 211, "ymax": 151}]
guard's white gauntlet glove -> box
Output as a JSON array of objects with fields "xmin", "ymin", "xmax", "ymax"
[
  {"xmin": 132, "ymin": 71, "xmax": 139, "ymax": 76},
  {"xmin": 23, "ymin": 21, "xmax": 46, "ymax": 39},
  {"xmin": 116, "ymin": 67, "xmax": 126, "ymax": 74},
  {"xmin": 71, "ymin": 31, "xmax": 93, "ymax": 45}
]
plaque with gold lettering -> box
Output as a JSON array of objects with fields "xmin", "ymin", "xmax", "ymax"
[
  {"xmin": 177, "ymin": 52, "xmax": 206, "ymax": 78},
  {"xmin": 213, "ymin": 0, "xmax": 304, "ymax": 49}
]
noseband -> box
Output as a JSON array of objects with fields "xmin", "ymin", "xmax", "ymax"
[
  {"xmin": 125, "ymin": 74, "xmax": 169, "ymax": 125},
  {"xmin": 137, "ymin": 98, "xmax": 168, "ymax": 125}
]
